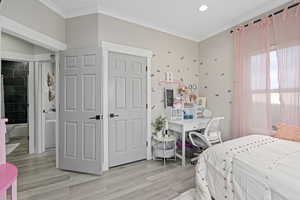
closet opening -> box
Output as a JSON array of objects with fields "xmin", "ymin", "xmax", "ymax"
[{"xmin": 1, "ymin": 60, "xmax": 30, "ymax": 156}]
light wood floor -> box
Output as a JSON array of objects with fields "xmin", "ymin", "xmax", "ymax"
[{"xmin": 7, "ymin": 140, "xmax": 195, "ymax": 200}]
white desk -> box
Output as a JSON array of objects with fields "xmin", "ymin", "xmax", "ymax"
[{"xmin": 168, "ymin": 118, "xmax": 211, "ymax": 166}]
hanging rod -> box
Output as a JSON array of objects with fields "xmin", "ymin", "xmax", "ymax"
[{"xmin": 230, "ymin": 2, "xmax": 299, "ymax": 33}]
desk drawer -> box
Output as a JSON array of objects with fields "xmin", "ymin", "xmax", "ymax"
[
  {"xmin": 168, "ymin": 122, "xmax": 183, "ymax": 133},
  {"xmin": 185, "ymin": 122, "xmax": 208, "ymax": 131},
  {"xmin": 185, "ymin": 123, "xmax": 201, "ymax": 131}
]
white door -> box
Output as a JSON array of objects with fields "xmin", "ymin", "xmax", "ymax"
[
  {"xmin": 108, "ymin": 52, "xmax": 147, "ymax": 167},
  {"xmin": 41, "ymin": 61, "xmax": 57, "ymax": 151},
  {"xmin": 59, "ymin": 48, "xmax": 102, "ymax": 175}
]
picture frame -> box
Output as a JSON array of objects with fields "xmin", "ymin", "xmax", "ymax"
[{"xmin": 164, "ymin": 88, "xmax": 174, "ymax": 108}]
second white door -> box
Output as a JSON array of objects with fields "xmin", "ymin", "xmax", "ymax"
[{"xmin": 108, "ymin": 52, "xmax": 147, "ymax": 167}]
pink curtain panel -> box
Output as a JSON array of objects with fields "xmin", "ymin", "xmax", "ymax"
[{"xmin": 232, "ymin": 2, "xmax": 300, "ymax": 138}]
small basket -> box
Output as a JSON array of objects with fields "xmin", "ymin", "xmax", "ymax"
[{"xmin": 153, "ymin": 143, "xmax": 175, "ymax": 158}]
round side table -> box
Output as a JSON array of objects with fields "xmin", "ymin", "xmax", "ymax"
[{"xmin": 152, "ymin": 135, "xmax": 176, "ymax": 166}]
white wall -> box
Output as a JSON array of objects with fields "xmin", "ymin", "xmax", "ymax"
[
  {"xmin": 1, "ymin": 33, "xmax": 51, "ymax": 56},
  {"xmin": 0, "ymin": 0, "xmax": 66, "ymax": 43},
  {"xmin": 66, "ymin": 13, "xmax": 201, "ymax": 122},
  {"xmin": 1, "ymin": 33, "xmax": 34, "ymax": 55},
  {"xmin": 198, "ymin": 30, "xmax": 234, "ymax": 140},
  {"xmin": 66, "ymin": 14, "xmax": 98, "ymax": 49},
  {"xmin": 197, "ymin": 2, "xmax": 294, "ymax": 140}
]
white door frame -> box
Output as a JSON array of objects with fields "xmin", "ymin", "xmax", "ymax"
[
  {"xmin": 55, "ymin": 52, "xmax": 60, "ymax": 168},
  {"xmin": 0, "ymin": 16, "xmax": 66, "ymax": 167},
  {"xmin": 0, "ymin": 51, "xmax": 47, "ymax": 154},
  {"xmin": 101, "ymin": 41, "xmax": 153, "ymax": 171},
  {"xmin": 1, "ymin": 52, "xmax": 58, "ymax": 156}
]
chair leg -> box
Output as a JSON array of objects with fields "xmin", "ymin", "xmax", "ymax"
[
  {"xmin": 0, "ymin": 191, "xmax": 6, "ymax": 200},
  {"xmin": 12, "ymin": 180, "xmax": 17, "ymax": 200}
]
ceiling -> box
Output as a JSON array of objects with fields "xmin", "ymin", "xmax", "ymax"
[{"xmin": 39, "ymin": 0, "xmax": 291, "ymax": 41}]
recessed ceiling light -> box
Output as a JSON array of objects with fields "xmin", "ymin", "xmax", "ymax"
[{"xmin": 199, "ymin": 5, "xmax": 208, "ymax": 12}]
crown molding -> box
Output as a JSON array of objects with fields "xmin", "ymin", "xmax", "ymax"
[
  {"xmin": 65, "ymin": 6, "xmax": 98, "ymax": 19},
  {"xmin": 38, "ymin": 0, "xmax": 290, "ymax": 42},
  {"xmin": 97, "ymin": 7, "xmax": 200, "ymax": 42},
  {"xmin": 39, "ymin": 0, "xmax": 66, "ymax": 18},
  {"xmin": 0, "ymin": 16, "xmax": 67, "ymax": 51}
]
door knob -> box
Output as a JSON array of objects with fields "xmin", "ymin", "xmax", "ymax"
[
  {"xmin": 89, "ymin": 115, "xmax": 103, "ymax": 120},
  {"xmin": 109, "ymin": 113, "xmax": 119, "ymax": 118}
]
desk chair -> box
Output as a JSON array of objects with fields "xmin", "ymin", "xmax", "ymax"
[{"xmin": 189, "ymin": 117, "xmax": 224, "ymax": 163}]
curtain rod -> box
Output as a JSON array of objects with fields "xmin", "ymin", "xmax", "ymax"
[{"xmin": 230, "ymin": 2, "xmax": 299, "ymax": 33}]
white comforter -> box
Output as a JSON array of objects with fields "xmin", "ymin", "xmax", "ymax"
[{"xmin": 195, "ymin": 135, "xmax": 300, "ymax": 200}]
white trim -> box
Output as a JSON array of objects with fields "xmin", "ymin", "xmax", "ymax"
[
  {"xmin": 101, "ymin": 41, "xmax": 153, "ymax": 59},
  {"xmin": 55, "ymin": 53, "xmax": 60, "ymax": 168},
  {"xmin": 39, "ymin": 0, "xmax": 66, "ymax": 18},
  {"xmin": 97, "ymin": 8, "xmax": 200, "ymax": 42},
  {"xmin": 0, "ymin": 51, "xmax": 51, "ymax": 155},
  {"xmin": 1, "ymin": 51, "xmax": 34, "ymax": 61},
  {"xmin": 1, "ymin": 58, "xmax": 36, "ymax": 155},
  {"xmin": 39, "ymin": 0, "xmax": 291, "ymax": 42},
  {"xmin": 197, "ymin": 0, "xmax": 292, "ymax": 42},
  {"xmin": 28, "ymin": 62, "xmax": 35, "ymax": 154},
  {"xmin": 65, "ymin": 6, "xmax": 98, "ymax": 19},
  {"xmin": 100, "ymin": 41, "xmax": 153, "ymax": 171},
  {"xmin": 40, "ymin": 63, "xmax": 46, "ymax": 153},
  {"xmin": 1, "ymin": 51, "xmax": 52, "ymax": 62},
  {"xmin": 34, "ymin": 54, "xmax": 53, "ymax": 61},
  {"xmin": 0, "ymin": 16, "xmax": 67, "ymax": 51},
  {"xmin": 34, "ymin": 62, "xmax": 43, "ymax": 153}
]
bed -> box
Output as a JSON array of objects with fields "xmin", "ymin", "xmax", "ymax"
[{"xmin": 195, "ymin": 135, "xmax": 300, "ymax": 200}]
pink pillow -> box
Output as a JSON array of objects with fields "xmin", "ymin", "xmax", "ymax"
[{"xmin": 274, "ymin": 123, "xmax": 300, "ymax": 142}]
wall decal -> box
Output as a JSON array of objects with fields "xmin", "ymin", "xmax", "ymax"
[
  {"xmin": 227, "ymin": 89, "xmax": 232, "ymax": 93},
  {"xmin": 215, "ymin": 94, "xmax": 220, "ymax": 97},
  {"xmin": 220, "ymin": 73, "xmax": 225, "ymax": 76},
  {"xmin": 148, "ymin": 47, "xmax": 199, "ymax": 121},
  {"xmin": 165, "ymin": 72, "xmax": 174, "ymax": 82},
  {"xmin": 204, "ymin": 86, "xmax": 208, "ymax": 89},
  {"xmin": 205, "ymin": 73, "xmax": 209, "ymax": 76},
  {"xmin": 200, "ymin": 62, "xmax": 204, "ymax": 65},
  {"xmin": 229, "ymin": 101, "xmax": 233, "ymax": 104},
  {"xmin": 214, "ymin": 58, "xmax": 218, "ymax": 62}
]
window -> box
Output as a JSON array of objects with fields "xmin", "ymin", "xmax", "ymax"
[
  {"xmin": 250, "ymin": 45, "xmax": 300, "ymax": 125},
  {"xmin": 250, "ymin": 51, "xmax": 279, "ymax": 104}
]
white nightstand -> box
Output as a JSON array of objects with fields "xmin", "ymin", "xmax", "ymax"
[{"xmin": 152, "ymin": 135, "xmax": 176, "ymax": 165}]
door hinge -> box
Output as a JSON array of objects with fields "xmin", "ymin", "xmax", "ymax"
[
  {"xmin": 146, "ymin": 66, "xmax": 148, "ymax": 72},
  {"xmin": 146, "ymin": 104, "xmax": 148, "ymax": 109},
  {"xmin": 146, "ymin": 141, "xmax": 149, "ymax": 147}
]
